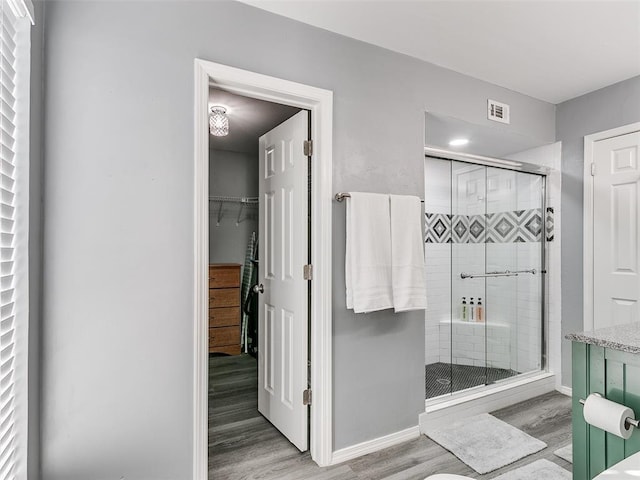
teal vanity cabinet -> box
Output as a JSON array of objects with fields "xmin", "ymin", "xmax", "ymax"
[{"xmin": 571, "ymin": 340, "xmax": 640, "ymax": 479}]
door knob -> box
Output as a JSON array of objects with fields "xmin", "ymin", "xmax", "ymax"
[{"xmin": 252, "ymin": 284, "xmax": 264, "ymax": 294}]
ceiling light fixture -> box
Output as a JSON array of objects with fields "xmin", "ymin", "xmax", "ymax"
[
  {"xmin": 449, "ymin": 138, "xmax": 469, "ymax": 147},
  {"xmin": 209, "ymin": 106, "xmax": 229, "ymax": 137}
]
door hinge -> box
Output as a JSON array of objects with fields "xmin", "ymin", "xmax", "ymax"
[
  {"xmin": 303, "ymin": 264, "xmax": 313, "ymax": 280},
  {"xmin": 303, "ymin": 389, "xmax": 312, "ymax": 406},
  {"xmin": 591, "ymin": 163, "xmax": 595, "ymax": 176},
  {"xmin": 303, "ymin": 140, "xmax": 313, "ymax": 156}
]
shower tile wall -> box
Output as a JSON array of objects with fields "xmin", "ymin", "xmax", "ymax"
[{"xmin": 449, "ymin": 241, "xmax": 491, "ymax": 368}]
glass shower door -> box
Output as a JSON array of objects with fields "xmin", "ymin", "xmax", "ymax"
[
  {"xmin": 448, "ymin": 163, "xmax": 544, "ymax": 394},
  {"xmin": 423, "ymin": 156, "xmax": 545, "ymax": 400},
  {"xmin": 450, "ymin": 161, "xmax": 489, "ymax": 391},
  {"xmin": 485, "ymin": 168, "xmax": 544, "ymax": 379}
]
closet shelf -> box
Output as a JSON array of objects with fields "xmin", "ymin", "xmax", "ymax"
[{"xmin": 209, "ymin": 195, "xmax": 259, "ymax": 226}]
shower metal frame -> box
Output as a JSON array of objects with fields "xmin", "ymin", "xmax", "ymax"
[
  {"xmin": 424, "ymin": 145, "xmax": 550, "ymax": 175},
  {"xmin": 424, "ymin": 145, "xmax": 549, "ymax": 396}
]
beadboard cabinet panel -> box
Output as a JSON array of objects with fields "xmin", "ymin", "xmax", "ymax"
[{"xmin": 572, "ymin": 342, "xmax": 640, "ymax": 479}]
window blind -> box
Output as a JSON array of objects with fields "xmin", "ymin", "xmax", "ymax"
[
  {"xmin": 0, "ymin": 0, "xmax": 31, "ymax": 478},
  {"xmin": 0, "ymin": 1, "xmax": 19, "ymax": 476}
]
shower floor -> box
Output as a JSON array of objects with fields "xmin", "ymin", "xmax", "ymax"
[{"xmin": 425, "ymin": 362, "xmax": 519, "ymax": 399}]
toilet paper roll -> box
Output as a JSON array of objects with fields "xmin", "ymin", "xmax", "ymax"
[{"xmin": 583, "ymin": 393, "xmax": 635, "ymax": 440}]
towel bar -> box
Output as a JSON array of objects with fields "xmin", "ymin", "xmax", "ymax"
[{"xmin": 334, "ymin": 192, "xmax": 424, "ymax": 202}]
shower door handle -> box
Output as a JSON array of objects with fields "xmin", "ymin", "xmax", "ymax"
[{"xmin": 460, "ymin": 269, "xmax": 537, "ymax": 279}]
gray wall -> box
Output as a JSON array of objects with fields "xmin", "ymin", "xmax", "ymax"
[
  {"xmin": 29, "ymin": 1, "xmax": 45, "ymax": 478},
  {"xmin": 209, "ymin": 149, "xmax": 258, "ymax": 265},
  {"xmin": 556, "ymin": 75, "xmax": 640, "ymax": 387},
  {"xmin": 42, "ymin": 1, "xmax": 555, "ymax": 477}
]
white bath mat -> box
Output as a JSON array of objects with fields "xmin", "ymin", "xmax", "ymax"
[
  {"xmin": 492, "ymin": 459, "xmax": 571, "ymax": 479},
  {"xmin": 424, "ymin": 413, "xmax": 547, "ymax": 474},
  {"xmin": 554, "ymin": 443, "xmax": 573, "ymax": 463}
]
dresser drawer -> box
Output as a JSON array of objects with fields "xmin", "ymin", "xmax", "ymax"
[
  {"xmin": 209, "ymin": 288, "xmax": 240, "ymax": 308},
  {"xmin": 209, "ymin": 307, "xmax": 240, "ymax": 328},
  {"xmin": 209, "ymin": 264, "xmax": 241, "ymax": 288},
  {"xmin": 209, "ymin": 326, "xmax": 240, "ymax": 347},
  {"xmin": 208, "ymin": 263, "xmax": 242, "ymax": 355},
  {"xmin": 210, "ymin": 344, "xmax": 242, "ymax": 356}
]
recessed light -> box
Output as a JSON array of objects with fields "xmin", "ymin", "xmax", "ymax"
[{"xmin": 449, "ymin": 138, "xmax": 469, "ymax": 147}]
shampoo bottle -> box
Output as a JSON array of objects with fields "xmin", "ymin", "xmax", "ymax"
[
  {"xmin": 469, "ymin": 298, "xmax": 475, "ymax": 321},
  {"xmin": 476, "ymin": 298, "xmax": 484, "ymax": 322},
  {"xmin": 461, "ymin": 297, "xmax": 468, "ymax": 321}
]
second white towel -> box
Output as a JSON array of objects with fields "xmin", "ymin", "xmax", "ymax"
[{"xmin": 390, "ymin": 195, "xmax": 428, "ymax": 312}]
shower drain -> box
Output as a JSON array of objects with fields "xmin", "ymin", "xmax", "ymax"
[{"xmin": 435, "ymin": 378, "xmax": 451, "ymax": 385}]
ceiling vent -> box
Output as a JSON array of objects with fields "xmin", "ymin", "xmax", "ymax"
[{"xmin": 488, "ymin": 99, "xmax": 510, "ymax": 124}]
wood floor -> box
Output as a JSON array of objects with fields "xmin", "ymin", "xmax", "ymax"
[{"xmin": 209, "ymin": 354, "xmax": 572, "ymax": 480}]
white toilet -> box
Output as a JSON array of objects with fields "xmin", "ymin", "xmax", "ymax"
[
  {"xmin": 593, "ymin": 450, "xmax": 640, "ymax": 479},
  {"xmin": 424, "ymin": 475, "xmax": 473, "ymax": 479}
]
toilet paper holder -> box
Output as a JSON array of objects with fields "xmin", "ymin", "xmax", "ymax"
[{"xmin": 579, "ymin": 393, "xmax": 640, "ymax": 429}]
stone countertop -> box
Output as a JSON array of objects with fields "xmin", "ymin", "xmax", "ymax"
[{"xmin": 566, "ymin": 322, "xmax": 640, "ymax": 354}]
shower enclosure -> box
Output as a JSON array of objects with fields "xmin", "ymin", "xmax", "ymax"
[{"xmin": 424, "ymin": 152, "xmax": 547, "ymax": 400}]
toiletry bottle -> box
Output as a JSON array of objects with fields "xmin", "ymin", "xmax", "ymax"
[
  {"xmin": 476, "ymin": 298, "xmax": 484, "ymax": 322},
  {"xmin": 469, "ymin": 298, "xmax": 475, "ymax": 321},
  {"xmin": 461, "ymin": 297, "xmax": 467, "ymax": 321}
]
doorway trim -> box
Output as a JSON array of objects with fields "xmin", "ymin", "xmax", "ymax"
[
  {"xmin": 193, "ymin": 59, "xmax": 333, "ymax": 478},
  {"xmin": 583, "ymin": 121, "xmax": 640, "ymax": 331}
]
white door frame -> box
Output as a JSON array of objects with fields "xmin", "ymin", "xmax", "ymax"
[
  {"xmin": 583, "ymin": 121, "xmax": 640, "ymax": 331},
  {"xmin": 192, "ymin": 59, "xmax": 334, "ymax": 478}
]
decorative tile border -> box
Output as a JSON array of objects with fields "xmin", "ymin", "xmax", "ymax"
[
  {"xmin": 545, "ymin": 207, "xmax": 554, "ymax": 242},
  {"xmin": 425, "ymin": 207, "xmax": 554, "ymax": 244},
  {"xmin": 425, "ymin": 213, "xmax": 452, "ymax": 243},
  {"xmin": 452, "ymin": 215, "xmax": 469, "ymax": 244}
]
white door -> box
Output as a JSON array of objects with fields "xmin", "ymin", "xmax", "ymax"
[
  {"xmin": 593, "ymin": 131, "xmax": 640, "ymax": 329},
  {"xmin": 257, "ymin": 110, "xmax": 309, "ymax": 451}
]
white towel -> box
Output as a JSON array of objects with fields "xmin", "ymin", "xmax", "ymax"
[
  {"xmin": 345, "ymin": 192, "xmax": 393, "ymax": 313},
  {"xmin": 390, "ymin": 195, "xmax": 428, "ymax": 312}
]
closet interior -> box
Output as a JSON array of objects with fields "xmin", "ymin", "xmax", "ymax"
[{"xmin": 208, "ymin": 86, "xmax": 302, "ymax": 474}]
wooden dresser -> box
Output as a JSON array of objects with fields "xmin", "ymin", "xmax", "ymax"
[{"xmin": 209, "ymin": 263, "xmax": 242, "ymax": 355}]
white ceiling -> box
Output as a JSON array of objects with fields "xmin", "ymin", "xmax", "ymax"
[
  {"xmin": 209, "ymin": 88, "xmax": 301, "ymax": 152},
  {"xmin": 425, "ymin": 112, "xmax": 545, "ymax": 158},
  {"xmin": 238, "ymin": 0, "xmax": 640, "ymax": 104}
]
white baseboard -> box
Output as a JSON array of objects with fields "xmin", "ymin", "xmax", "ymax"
[
  {"xmin": 420, "ymin": 372, "xmax": 556, "ymax": 432},
  {"xmin": 557, "ymin": 385, "xmax": 572, "ymax": 397},
  {"xmin": 330, "ymin": 425, "xmax": 420, "ymax": 465}
]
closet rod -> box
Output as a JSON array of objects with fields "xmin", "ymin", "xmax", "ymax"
[
  {"xmin": 209, "ymin": 195, "xmax": 259, "ymax": 204},
  {"xmin": 335, "ymin": 192, "xmax": 424, "ymax": 203}
]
